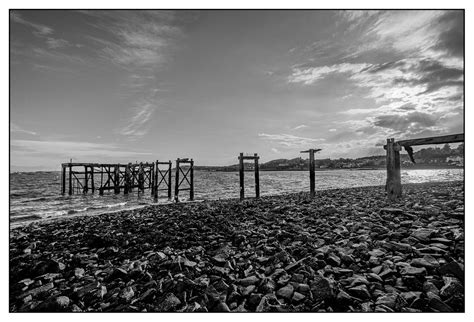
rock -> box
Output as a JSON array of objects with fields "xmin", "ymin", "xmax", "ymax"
[
  {"xmin": 108, "ymin": 267, "xmax": 128, "ymax": 281},
  {"xmin": 157, "ymin": 293, "xmax": 181, "ymax": 312},
  {"xmin": 238, "ymin": 275, "xmax": 259, "ymax": 286},
  {"xmin": 327, "ymin": 253, "xmax": 341, "ymax": 267},
  {"xmin": 438, "ymin": 261, "xmax": 464, "ymax": 282},
  {"xmin": 18, "ymin": 282, "xmax": 54, "ymax": 299},
  {"xmin": 276, "ymin": 284, "xmax": 294, "ymax": 300},
  {"xmin": 292, "ymin": 291, "xmax": 305, "ymax": 303},
  {"xmin": 119, "ymin": 286, "xmax": 135, "ymax": 302},
  {"xmin": 375, "ymin": 294, "xmax": 407, "ymax": 311},
  {"xmin": 411, "ymin": 256, "xmax": 438, "ymax": 269},
  {"xmin": 214, "ymin": 302, "xmax": 230, "ymax": 312},
  {"xmin": 74, "ymin": 268, "xmax": 85, "ymax": 278},
  {"xmin": 310, "ymin": 276, "xmax": 334, "ymax": 301},
  {"xmin": 380, "ymin": 208, "xmax": 404, "ymax": 215},
  {"xmin": 248, "ymin": 293, "xmax": 263, "ymax": 306},
  {"xmin": 439, "ymin": 277, "xmax": 463, "ymax": 298},
  {"xmin": 348, "ymin": 285, "xmax": 371, "ymax": 300},
  {"xmin": 400, "ymin": 291, "xmax": 421, "ymax": 305},
  {"xmin": 428, "ymin": 297, "xmax": 453, "ymax": 312},
  {"xmin": 411, "ymin": 228, "xmax": 436, "ymax": 242},
  {"xmin": 400, "ymin": 266, "xmax": 426, "ymax": 276},
  {"xmin": 241, "ymin": 285, "xmax": 256, "ymax": 296}
]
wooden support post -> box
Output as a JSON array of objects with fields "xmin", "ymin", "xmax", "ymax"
[
  {"xmin": 114, "ymin": 165, "xmax": 120, "ymax": 194},
  {"xmin": 175, "ymin": 158, "xmax": 180, "ymax": 202},
  {"xmin": 99, "ymin": 166, "xmax": 104, "ymax": 195},
  {"xmin": 90, "ymin": 166, "xmax": 95, "ymax": 193},
  {"xmin": 385, "ymin": 138, "xmax": 402, "ymax": 200},
  {"xmin": 149, "ymin": 163, "xmax": 154, "ymax": 195},
  {"xmin": 153, "ymin": 160, "xmax": 158, "ymax": 200},
  {"xmin": 83, "ymin": 166, "xmax": 89, "ymax": 194},
  {"xmin": 168, "ymin": 161, "xmax": 172, "ymax": 200},
  {"xmin": 139, "ymin": 162, "xmax": 144, "ymax": 193},
  {"xmin": 309, "ymin": 150, "xmax": 315, "ymax": 198},
  {"xmin": 68, "ymin": 163, "xmax": 72, "ymax": 195},
  {"xmin": 124, "ymin": 163, "xmax": 131, "ymax": 194},
  {"xmin": 254, "ymin": 153, "xmax": 260, "ymax": 198},
  {"xmin": 239, "ymin": 153, "xmax": 244, "ymax": 200},
  {"xmin": 61, "ymin": 165, "xmax": 66, "ymax": 195},
  {"xmin": 190, "ymin": 159, "xmax": 194, "ymax": 201}
]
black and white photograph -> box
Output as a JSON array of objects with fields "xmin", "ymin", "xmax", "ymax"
[{"xmin": 7, "ymin": 5, "xmax": 466, "ymax": 315}]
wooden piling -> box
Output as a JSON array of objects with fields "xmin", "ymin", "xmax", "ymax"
[
  {"xmin": 99, "ymin": 166, "xmax": 104, "ymax": 195},
  {"xmin": 114, "ymin": 165, "xmax": 120, "ymax": 194},
  {"xmin": 309, "ymin": 150, "xmax": 315, "ymax": 198},
  {"xmin": 61, "ymin": 165, "xmax": 66, "ymax": 195},
  {"xmin": 139, "ymin": 162, "xmax": 144, "ymax": 193},
  {"xmin": 239, "ymin": 153, "xmax": 244, "ymax": 200},
  {"xmin": 190, "ymin": 159, "xmax": 194, "ymax": 201},
  {"xmin": 124, "ymin": 163, "xmax": 131, "ymax": 194},
  {"xmin": 90, "ymin": 166, "xmax": 95, "ymax": 193},
  {"xmin": 153, "ymin": 161, "xmax": 158, "ymax": 199},
  {"xmin": 175, "ymin": 158, "xmax": 180, "ymax": 202},
  {"xmin": 68, "ymin": 163, "xmax": 72, "ymax": 195},
  {"xmin": 168, "ymin": 161, "xmax": 172, "ymax": 199},
  {"xmin": 385, "ymin": 138, "xmax": 402, "ymax": 200},
  {"xmin": 83, "ymin": 166, "xmax": 89, "ymax": 194},
  {"xmin": 254, "ymin": 153, "xmax": 260, "ymax": 198}
]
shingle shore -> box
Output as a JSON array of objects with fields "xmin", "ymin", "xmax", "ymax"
[{"xmin": 10, "ymin": 181, "xmax": 464, "ymax": 312}]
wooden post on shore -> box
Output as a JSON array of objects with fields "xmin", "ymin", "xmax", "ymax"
[
  {"xmin": 239, "ymin": 153, "xmax": 244, "ymax": 200},
  {"xmin": 114, "ymin": 165, "xmax": 120, "ymax": 194},
  {"xmin": 254, "ymin": 153, "xmax": 260, "ymax": 198},
  {"xmin": 149, "ymin": 163, "xmax": 154, "ymax": 196},
  {"xmin": 168, "ymin": 161, "xmax": 172, "ymax": 200},
  {"xmin": 175, "ymin": 159, "xmax": 180, "ymax": 202},
  {"xmin": 68, "ymin": 163, "xmax": 72, "ymax": 195},
  {"xmin": 301, "ymin": 148, "xmax": 321, "ymax": 198},
  {"xmin": 385, "ymin": 138, "xmax": 402, "ymax": 200},
  {"xmin": 99, "ymin": 166, "xmax": 104, "ymax": 195},
  {"xmin": 83, "ymin": 166, "xmax": 89, "ymax": 194},
  {"xmin": 90, "ymin": 166, "xmax": 95, "ymax": 193},
  {"xmin": 61, "ymin": 165, "xmax": 66, "ymax": 195},
  {"xmin": 190, "ymin": 159, "xmax": 194, "ymax": 201}
]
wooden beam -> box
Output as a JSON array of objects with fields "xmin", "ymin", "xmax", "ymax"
[
  {"xmin": 61, "ymin": 165, "xmax": 66, "ymax": 195},
  {"xmin": 254, "ymin": 153, "xmax": 260, "ymax": 198},
  {"xmin": 114, "ymin": 165, "xmax": 120, "ymax": 194},
  {"xmin": 309, "ymin": 150, "xmax": 315, "ymax": 198},
  {"xmin": 68, "ymin": 163, "xmax": 72, "ymax": 195},
  {"xmin": 396, "ymin": 133, "xmax": 464, "ymax": 147},
  {"xmin": 190, "ymin": 159, "xmax": 194, "ymax": 201},
  {"xmin": 168, "ymin": 161, "xmax": 172, "ymax": 200},
  {"xmin": 239, "ymin": 153, "xmax": 244, "ymax": 200},
  {"xmin": 175, "ymin": 158, "xmax": 180, "ymax": 202},
  {"xmin": 153, "ymin": 160, "xmax": 158, "ymax": 200},
  {"xmin": 386, "ymin": 138, "xmax": 402, "ymax": 200},
  {"xmin": 90, "ymin": 166, "xmax": 95, "ymax": 193}
]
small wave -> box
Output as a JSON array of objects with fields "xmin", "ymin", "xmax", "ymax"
[
  {"xmin": 10, "ymin": 214, "xmax": 42, "ymax": 222},
  {"xmin": 106, "ymin": 202, "xmax": 127, "ymax": 208}
]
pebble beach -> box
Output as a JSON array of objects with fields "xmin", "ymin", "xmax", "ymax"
[{"xmin": 9, "ymin": 181, "xmax": 464, "ymax": 312}]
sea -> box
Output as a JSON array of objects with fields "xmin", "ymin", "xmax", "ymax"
[{"xmin": 10, "ymin": 168, "xmax": 464, "ymax": 226}]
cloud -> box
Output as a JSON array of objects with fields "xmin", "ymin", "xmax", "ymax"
[
  {"xmin": 10, "ymin": 11, "xmax": 54, "ymax": 36},
  {"xmin": 258, "ymin": 133, "xmax": 325, "ymax": 148},
  {"xmin": 10, "ymin": 123, "xmax": 37, "ymax": 136},
  {"xmin": 292, "ymin": 124, "xmax": 308, "ymax": 130},
  {"xmin": 329, "ymin": 129, "xmax": 337, "ymax": 132},
  {"xmin": 46, "ymin": 38, "xmax": 70, "ymax": 49},
  {"xmin": 271, "ymin": 147, "xmax": 280, "ymax": 153},
  {"xmin": 11, "ymin": 139, "xmax": 152, "ymax": 163},
  {"xmin": 119, "ymin": 100, "xmax": 157, "ymax": 139},
  {"xmin": 289, "ymin": 63, "xmax": 370, "ymax": 85}
]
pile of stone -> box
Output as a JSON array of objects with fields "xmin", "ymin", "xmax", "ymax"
[{"xmin": 9, "ymin": 181, "xmax": 464, "ymax": 312}]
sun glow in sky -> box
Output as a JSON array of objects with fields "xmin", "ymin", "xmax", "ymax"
[{"xmin": 10, "ymin": 10, "xmax": 463, "ymax": 171}]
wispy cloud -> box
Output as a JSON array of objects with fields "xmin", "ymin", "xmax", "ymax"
[
  {"xmin": 258, "ymin": 133, "xmax": 325, "ymax": 148},
  {"xmin": 119, "ymin": 100, "xmax": 157, "ymax": 140},
  {"xmin": 292, "ymin": 124, "xmax": 308, "ymax": 130},
  {"xmin": 10, "ymin": 11, "xmax": 53, "ymax": 36},
  {"xmin": 10, "ymin": 123, "xmax": 37, "ymax": 136}
]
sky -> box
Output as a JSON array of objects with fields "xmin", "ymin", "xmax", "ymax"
[{"xmin": 10, "ymin": 10, "xmax": 464, "ymax": 171}]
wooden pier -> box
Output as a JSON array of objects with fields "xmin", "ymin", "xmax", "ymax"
[
  {"xmin": 174, "ymin": 158, "xmax": 194, "ymax": 202},
  {"xmin": 384, "ymin": 133, "xmax": 464, "ymax": 200},
  {"xmin": 61, "ymin": 162, "xmax": 159, "ymax": 197}
]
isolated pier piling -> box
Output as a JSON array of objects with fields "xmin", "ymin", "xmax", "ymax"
[
  {"xmin": 114, "ymin": 165, "xmax": 120, "ymax": 194},
  {"xmin": 83, "ymin": 166, "xmax": 89, "ymax": 194},
  {"xmin": 190, "ymin": 159, "xmax": 194, "ymax": 201},
  {"xmin": 68, "ymin": 163, "xmax": 72, "ymax": 195},
  {"xmin": 168, "ymin": 161, "xmax": 172, "ymax": 199},
  {"xmin": 301, "ymin": 148, "xmax": 322, "ymax": 198},
  {"xmin": 175, "ymin": 158, "xmax": 180, "ymax": 201},
  {"xmin": 174, "ymin": 158, "xmax": 194, "ymax": 202},
  {"xmin": 90, "ymin": 166, "xmax": 95, "ymax": 193},
  {"xmin": 238, "ymin": 153, "xmax": 260, "ymax": 200}
]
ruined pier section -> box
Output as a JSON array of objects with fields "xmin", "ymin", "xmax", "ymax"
[{"xmin": 61, "ymin": 162, "xmax": 156, "ymax": 196}]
